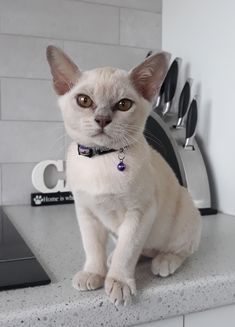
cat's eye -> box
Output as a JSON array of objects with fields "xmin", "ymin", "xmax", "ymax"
[
  {"xmin": 76, "ymin": 94, "xmax": 93, "ymax": 108},
  {"xmin": 116, "ymin": 99, "xmax": 133, "ymax": 111}
]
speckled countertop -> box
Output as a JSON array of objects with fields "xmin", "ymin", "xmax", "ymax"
[{"xmin": 0, "ymin": 205, "xmax": 235, "ymax": 327}]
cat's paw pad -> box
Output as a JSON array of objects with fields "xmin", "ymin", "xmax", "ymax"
[
  {"xmin": 151, "ymin": 253, "xmax": 184, "ymax": 277},
  {"xmin": 72, "ymin": 271, "xmax": 104, "ymax": 291},
  {"xmin": 105, "ymin": 277, "xmax": 136, "ymax": 306}
]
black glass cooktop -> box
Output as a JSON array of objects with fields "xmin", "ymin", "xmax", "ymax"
[{"xmin": 0, "ymin": 207, "xmax": 51, "ymax": 291}]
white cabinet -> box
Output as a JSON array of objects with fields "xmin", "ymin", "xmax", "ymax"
[
  {"xmin": 132, "ymin": 304, "xmax": 235, "ymax": 327},
  {"xmin": 133, "ymin": 316, "xmax": 183, "ymax": 327},
  {"xmin": 185, "ymin": 304, "xmax": 235, "ymax": 327}
]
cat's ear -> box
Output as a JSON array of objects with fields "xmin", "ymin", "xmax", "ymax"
[
  {"xmin": 46, "ymin": 45, "xmax": 81, "ymax": 95},
  {"xmin": 130, "ymin": 52, "xmax": 170, "ymax": 102}
]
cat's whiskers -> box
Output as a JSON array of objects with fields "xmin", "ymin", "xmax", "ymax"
[
  {"xmin": 110, "ymin": 123, "xmax": 143, "ymax": 148},
  {"xmin": 122, "ymin": 131, "xmax": 143, "ymax": 147},
  {"xmin": 121, "ymin": 129, "xmax": 164, "ymax": 157},
  {"xmin": 119, "ymin": 123, "xmax": 163, "ymax": 148},
  {"xmin": 121, "ymin": 134, "xmax": 143, "ymax": 170},
  {"xmin": 143, "ymin": 130, "xmax": 162, "ymax": 146},
  {"xmin": 108, "ymin": 134, "xmax": 128, "ymax": 150}
]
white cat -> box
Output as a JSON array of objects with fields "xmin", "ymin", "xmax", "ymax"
[{"xmin": 47, "ymin": 46, "xmax": 201, "ymax": 306}]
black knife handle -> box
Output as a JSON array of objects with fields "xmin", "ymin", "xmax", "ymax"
[
  {"xmin": 178, "ymin": 81, "xmax": 190, "ymax": 118},
  {"xmin": 164, "ymin": 60, "xmax": 178, "ymax": 103},
  {"xmin": 186, "ymin": 99, "xmax": 198, "ymax": 138},
  {"xmin": 159, "ymin": 79, "xmax": 165, "ymax": 96},
  {"xmin": 145, "ymin": 50, "xmax": 153, "ymax": 58}
]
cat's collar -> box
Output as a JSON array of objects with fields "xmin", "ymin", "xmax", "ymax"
[
  {"xmin": 77, "ymin": 144, "xmax": 128, "ymax": 171},
  {"xmin": 77, "ymin": 144, "xmax": 117, "ymax": 158}
]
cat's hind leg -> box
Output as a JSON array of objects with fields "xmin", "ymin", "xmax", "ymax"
[
  {"xmin": 151, "ymin": 188, "xmax": 201, "ymax": 278},
  {"xmin": 151, "ymin": 253, "xmax": 186, "ymax": 277}
]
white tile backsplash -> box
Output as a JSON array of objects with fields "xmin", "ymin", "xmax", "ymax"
[
  {"xmin": 64, "ymin": 41, "xmax": 150, "ymax": 70},
  {"xmin": 1, "ymin": 163, "xmax": 36, "ymax": 205},
  {"xmin": 0, "ymin": 121, "xmax": 65, "ymax": 163},
  {"xmin": 1, "ymin": 162, "xmax": 66, "ymax": 205},
  {"xmin": 120, "ymin": 8, "xmax": 162, "ymax": 49},
  {"xmin": 0, "ymin": 0, "xmax": 162, "ymax": 205},
  {"xmin": 0, "ymin": 0, "xmax": 119, "ymax": 45},
  {"xmin": 1, "ymin": 78, "xmax": 62, "ymax": 121},
  {"xmin": 78, "ymin": 0, "xmax": 162, "ymax": 12},
  {"xmin": 0, "ymin": 35, "xmax": 63, "ymax": 79}
]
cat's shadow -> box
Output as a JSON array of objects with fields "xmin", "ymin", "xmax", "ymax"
[
  {"xmin": 135, "ymin": 256, "xmax": 188, "ymax": 291},
  {"xmin": 135, "ymin": 258, "xmax": 156, "ymax": 289}
]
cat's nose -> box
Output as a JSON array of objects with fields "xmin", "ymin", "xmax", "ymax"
[{"xmin": 95, "ymin": 115, "xmax": 112, "ymax": 128}]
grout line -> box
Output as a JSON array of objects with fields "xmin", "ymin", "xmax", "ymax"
[
  {"xmin": 0, "ymin": 31, "xmax": 118, "ymax": 47},
  {"xmin": 0, "ymin": 79, "xmax": 2, "ymax": 121},
  {"xmin": 0, "ymin": 32, "xmax": 153, "ymax": 51},
  {"xmin": 118, "ymin": 5, "xmax": 162, "ymax": 15},
  {"xmin": 118, "ymin": 7, "xmax": 121, "ymax": 45},
  {"xmin": 0, "ymin": 76, "xmax": 51, "ymax": 82},
  {"xmin": 71, "ymin": 0, "xmax": 162, "ymax": 14},
  {"xmin": 1, "ymin": 160, "xmax": 66, "ymax": 165},
  {"xmin": 0, "ymin": 164, "xmax": 2, "ymax": 205},
  {"xmin": 2, "ymin": 162, "xmax": 37, "ymax": 166},
  {"xmin": 0, "ymin": 119, "xmax": 63, "ymax": 123}
]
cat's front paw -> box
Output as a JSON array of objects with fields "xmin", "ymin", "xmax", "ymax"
[
  {"xmin": 105, "ymin": 276, "xmax": 136, "ymax": 306},
  {"xmin": 72, "ymin": 271, "xmax": 105, "ymax": 291}
]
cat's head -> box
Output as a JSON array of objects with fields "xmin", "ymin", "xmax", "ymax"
[{"xmin": 47, "ymin": 46, "xmax": 169, "ymax": 149}]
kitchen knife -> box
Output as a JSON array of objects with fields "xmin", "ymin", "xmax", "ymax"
[
  {"xmin": 162, "ymin": 59, "xmax": 179, "ymax": 116},
  {"xmin": 176, "ymin": 81, "xmax": 190, "ymax": 128},
  {"xmin": 145, "ymin": 50, "xmax": 163, "ymax": 109},
  {"xmin": 184, "ymin": 98, "xmax": 198, "ymax": 150},
  {"xmin": 155, "ymin": 79, "xmax": 165, "ymax": 108},
  {"xmin": 146, "ymin": 50, "xmax": 153, "ymax": 58},
  {"xmin": 146, "ymin": 50, "xmax": 165, "ymax": 109}
]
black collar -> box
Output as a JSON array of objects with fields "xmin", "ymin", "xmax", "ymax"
[{"xmin": 77, "ymin": 144, "xmax": 117, "ymax": 158}]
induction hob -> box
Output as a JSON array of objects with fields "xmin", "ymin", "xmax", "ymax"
[{"xmin": 0, "ymin": 207, "xmax": 51, "ymax": 291}]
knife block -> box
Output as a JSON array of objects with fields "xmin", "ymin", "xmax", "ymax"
[{"xmin": 144, "ymin": 111, "xmax": 216, "ymax": 215}]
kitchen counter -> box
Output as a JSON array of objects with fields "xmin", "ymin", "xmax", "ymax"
[{"xmin": 0, "ymin": 205, "xmax": 235, "ymax": 327}]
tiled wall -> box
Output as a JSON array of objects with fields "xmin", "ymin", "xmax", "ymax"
[{"xmin": 0, "ymin": 0, "xmax": 162, "ymax": 205}]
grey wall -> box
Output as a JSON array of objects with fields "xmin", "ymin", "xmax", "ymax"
[
  {"xmin": 0, "ymin": 0, "xmax": 162, "ymax": 205},
  {"xmin": 162, "ymin": 0, "xmax": 234, "ymax": 215}
]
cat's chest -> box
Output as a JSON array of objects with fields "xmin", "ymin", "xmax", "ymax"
[
  {"xmin": 78, "ymin": 191, "xmax": 126, "ymax": 213},
  {"xmin": 67, "ymin": 143, "xmax": 134, "ymax": 195},
  {"xmin": 77, "ymin": 191, "xmax": 127, "ymax": 233}
]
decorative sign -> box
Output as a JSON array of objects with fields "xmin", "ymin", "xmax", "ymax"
[
  {"xmin": 31, "ymin": 191, "xmax": 74, "ymax": 206},
  {"xmin": 31, "ymin": 160, "xmax": 74, "ymax": 206}
]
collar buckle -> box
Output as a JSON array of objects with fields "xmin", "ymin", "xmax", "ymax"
[{"xmin": 78, "ymin": 145, "xmax": 93, "ymax": 157}]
